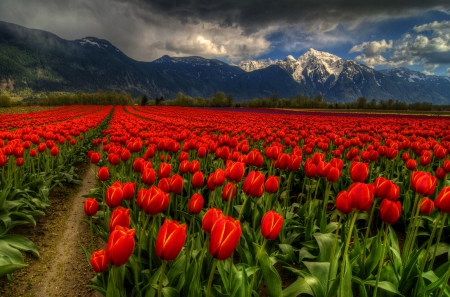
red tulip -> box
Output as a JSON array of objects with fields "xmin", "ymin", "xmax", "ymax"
[
  {"xmin": 155, "ymin": 219, "xmax": 187, "ymax": 261},
  {"xmin": 158, "ymin": 162, "xmax": 172, "ymax": 179},
  {"xmin": 121, "ymin": 149, "xmax": 131, "ymax": 162},
  {"xmin": 243, "ymin": 170, "xmax": 265, "ymax": 197},
  {"xmin": 420, "ymin": 197, "xmax": 434, "ymax": 215},
  {"xmin": 90, "ymin": 152, "xmax": 101, "ymax": 164},
  {"xmin": 275, "ymin": 153, "xmax": 291, "ymax": 170},
  {"xmin": 98, "ymin": 166, "xmax": 109, "ymax": 181},
  {"xmin": 202, "ymin": 208, "xmax": 223, "ymax": 234},
  {"xmin": 189, "ymin": 193, "xmax": 204, "ymax": 214},
  {"xmin": 0, "ymin": 154, "xmax": 7, "ymax": 167},
  {"xmin": 137, "ymin": 186, "xmax": 170, "ymax": 215},
  {"xmin": 336, "ymin": 190, "xmax": 352, "ymax": 214},
  {"xmin": 373, "ymin": 177, "xmax": 393, "ymax": 199},
  {"xmin": 411, "ymin": 171, "xmax": 437, "ymax": 196},
  {"xmin": 326, "ymin": 167, "xmax": 341, "ymax": 183},
  {"xmin": 106, "ymin": 226, "xmax": 135, "ymax": 266},
  {"xmin": 50, "ymin": 146, "xmax": 59, "ymax": 157},
  {"xmin": 385, "ymin": 184, "xmax": 400, "ymax": 201},
  {"xmin": 435, "ymin": 168, "xmax": 446, "ymax": 180},
  {"xmin": 379, "ymin": 199, "xmax": 402, "ymax": 225},
  {"xmin": 107, "ymin": 153, "xmax": 120, "ymax": 165},
  {"xmin": 109, "ymin": 206, "xmax": 130, "ymax": 232},
  {"xmin": 347, "ymin": 182, "xmax": 374, "ymax": 211},
  {"xmin": 29, "ymin": 149, "xmax": 37, "ymax": 157},
  {"xmin": 289, "ymin": 154, "xmax": 302, "ymax": 171},
  {"xmin": 212, "ymin": 168, "xmax": 225, "ymax": 187},
  {"xmin": 209, "ymin": 216, "xmax": 242, "ymax": 260},
  {"xmin": 197, "ymin": 146, "xmax": 207, "ymax": 158},
  {"xmin": 260, "ymin": 211, "xmax": 283, "ymax": 240},
  {"xmin": 191, "ymin": 171, "xmax": 204, "ymax": 188},
  {"xmin": 84, "ymin": 198, "xmax": 99, "ymax": 216},
  {"xmin": 142, "ymin": 167, "xmax": 156, "ymax": 185},
  {"xmin": 106, "ymin": 183, "xmax": 123, "ymax": 208},
  {"xmin": 170, "ymin": 174, "xmax": 183, "ymax": 195},
  {"xmin": 179, "ymin": 160, "xmax": 190, "ymax": 174},
  {"xmin": 443, "ymin": 160, "xmax": 450, "ymax": 173},
  {"xmin": 133, "ymin": 157, "xmax": 145, "ymax": 173},
  {"xmin": 122, "ymin": 182, "xmax": 136, "ymax": 200},
  {"xmin": 225, "ymin": 162, "xmax": 245, "ymax": 183},
  {"xmin": 188, "ymin": 160, "xmax": 200, "ymax": 174},
  {"xmin": 90, "ymin": 249, "xmax": 108, "ymax": 273},
  {"xmin": 316, "ymin": 161, "xmax": 331, "ymax": 178},
  {"xmin": 222, "ymin": 182, "xmax": 237, "ymax": 201},
  {"xmin": 38, "ymin": 143, "xmax": 46, "ymax": 153},
  {"xmin": 349, "ymin": 161, "xmax": 369, "ymax": 183},
  {"xmin": 16, "ymin": 157, "xmax": 24, "ymax": 166},
  {"xmin": 304, "ymin": 159, "xmax": 317, "ymax": 178},
  {"xmin": 406, "ymin": 159, "xmax": 417, "ymax": 170},
  {"xmin": 265, "ymin": 176, "xmax": 279, "ymax": 194},
  {"xmin": 419, "ymin": 154, "xmax": 431, "ymax": 166},
  {"xmin": 435, "ymin": 187, "xmax": 450, "ymax": 213},
  {"xmin": 158, "ymin": 178, "xmax": 171, "ymax": 193}
]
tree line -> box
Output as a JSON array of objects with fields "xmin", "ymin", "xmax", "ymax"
[{"xmin": 0, "ymin": 90, "xmax": 445, "ymax": 111}]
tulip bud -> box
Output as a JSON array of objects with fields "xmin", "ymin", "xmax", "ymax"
[
  {"xmin": 84, "ymin": 198, "xmax": 99, "ymax": 216},
  {"xmin": 106, "ymin": 226, "xmax": 135, "ymax": 266},
  {"xmin": 349, "ymin": 161, "xmax": 369, "ymax": 183},
  {"xmin": 411, "ymin": 171, "xmax": 437, "ymax": 196},
  {"xmin": 209, "ymin": 216, "xmax": 242, "ymax": 260},
  {"xmin": 142, "ymin": 167, "xmax": 156, "ymax": 185},
  {"xmin": 90, "ymin": 250, "xmax": 108, "ymax": 273},
  {"xmin": 50, "ymin": 146, "xmax": 59, "ymax": 157},
  {"xmin": 225, "ymin": 162, "xmax": 245, "ymax": 183},
  {"xmin": 347, "ymin": 182, "xmax": 374, "ymax": 211},
  {"xmin": 243, "ymin": 171, "xmax": 265, "ymax": 197},
  {"xmin": 170, "ymin": 174, "xmax": 183, "ymax": 195},
  {"xmin": 191, "ymin": 171, "xmax": 204, "ymax": 188},
  {"xmin": 260, "ymin": 211, "xmax": 283, "ymax": 240},
  {"xmin": 98, "ymin": 166, "xmax": 109, "ymax": 181},
  {"xmin": 222, "ymin": 182, "xmax": 237, "ymax": 201},
  {"xmin": 406, "ymin": 159, "xmax": 417, "ymax": 170},
  {"xmin": 336, "ymin": 190, "xmax": 352, "ymax": 214},
  {"xmin": 106, "ymin": 183, "xmax": 123, "ymax": 208},
  {"xmin": 265, "ymin": 176, "xmax": 279, "ymax": 194},
  {"xmin": 155, "ymin": 219, "xmax": 187, "ymax": 261},
  {"xmin": 109, "ymin": 206, "xmax": 130, "ymax": 232},
  {"xmin": 420, "ymin": 197, "xmax": 434, "ymax": 215},
  {"xmin": 435, "ymin": 187, "xmax": 450, "ymax": 213},
  {"xmin": 122, "ymin": 182, "xmax": 136, "ymax": 200},
  {"xmin": 158, "ymin": 178, "xmax": 171, "ymax": 193},
  {"xmin": 133, "ymin": 158, "xmax": 145, "ymax": 173},
  {"xmin": 189, "ymin": 193, "xmax": 204, "ymax": 214},
  {"xmin": 158, "ymin": 162, "xmax": 172, "ymax": 179},
  {"xmin": 202, "ymin": 208, "xmax": 223, "ymax": 234},
  {"xmin": 179, "ymin": 160, "xmax": 190, "ymax": 174},
  {"xmin": 379, "ymin": 199, "xmax": 402, "ymax": 225}
]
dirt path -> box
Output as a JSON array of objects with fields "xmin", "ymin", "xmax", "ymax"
[{"xmin": 0, "ymin": 163, "xmax": 103, "ymax": 297}]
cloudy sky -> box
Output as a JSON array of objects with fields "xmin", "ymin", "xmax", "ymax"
[{"xmin": 1, "ymin": 0, "xmax": 449, "ymax": 76}]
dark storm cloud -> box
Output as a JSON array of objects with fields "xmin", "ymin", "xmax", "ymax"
[{"xmin": 116, "ymin": 0, "xmax": 450, "ymax": 33}]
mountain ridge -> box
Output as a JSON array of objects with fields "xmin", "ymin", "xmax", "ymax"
[{"xmin": 0, "ymin": 20, "xmax": 449, "ymax": 104}]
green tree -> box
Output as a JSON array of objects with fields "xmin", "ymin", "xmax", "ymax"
[
  {"xmin": 227, "ymin": 93, "xmax": 233, "ymax": 106},
  {"xmin": 0, "ymin": 94, "xmax": 12, "ymax": 107},
  {"xmin": 141, "ymin": 95, "xmax": 148, "ymax": 106},
  {"xmin": 155, "ymin": 96, "xmax": 164, "ymax": 105}
]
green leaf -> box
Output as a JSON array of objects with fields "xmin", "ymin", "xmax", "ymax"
[
  {"xmin": 1, "ymin": 234, "xmax": 39, "ymax": 258},
  {"xmin": 278, "ymin": 244, "xmax": 297, "ymax": 264},
  {"xmin": 364, "ymin": 232, "xmax": 382, "ymax": 277},
  {"xmin": 231, "ymin": 266, "xmax": 248, "ymax": 297},
  {"xmin": 298, "ymin": 247, "xmax": 317, "ymax": 262},
  {"xmin": 303, "ymin": 261, "xmax": 329, "ymax": 295},
  {"xmin": 338, "ymin": 255, "xmax": 352, "ymax": 297},
  {"xmin": 260, "ymin": 250, "xmax": 282, "ymax": 297},
  {"xmin": 365, "ymin": 280, "xmax": 404, "ymax": 296},
  {"xmin": 313, "ymin": 233, "xmax": 335, "ymax": 262},
  {"xmin": 281, "ymin": 277, "xmax": 313, "ymax": 297},
  {"xmin": 162, "ymin": 287, "xmax": 179, "ymax": 297}
]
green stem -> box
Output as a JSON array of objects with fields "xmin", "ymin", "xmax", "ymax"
[
  {"xmin": 428, "ymin": 213, "xmax": 447, "ymax": 271},
  {"xmin": 405, "ymin": 197, "xmax": 423, "ymax": 259},
  {"xmin": 149, "ymin": 215, "xmax": 157, "ymax": 272},
  {"xmin": 437, "ymin": 261, "xmax": 450, "ymax": 297},
  {"xmin": 238, "ymin": 194, "xmax": 250, "ymax": 221},
  {"xmin": 248, "ymin": 239, "xmax": 268, "ymax": 297},
  {"xmin": 373, "ymin": 223, "xmax": 389, "ymax": 297},
  {"xmin": 206, "ymin": 259, "xmax": 219, "ymax": 297},
  {"xmin": 196, "ymin": 236, "xmax": 209, "ymax": 281},
  {"xmin": 327, "ymin": 215, "xmax": 342, "ymax": 293},
  {"xmin": 138, "ymin": 215, "xmax": 150, "ymax": 266},
  {"xmin": 339, "ymin": 211, "xmax": 358, "ymax": 293},
  {"xmin": 157, "ymin": 261, "xmax": 167, "ymax": 297},
  {"xmin": 420, "ymin": 212, "xmax": 442, "ymax": 272},
  {"xmin": 364, "ymin": 199, "xmax": 378, "ymax": 240}
]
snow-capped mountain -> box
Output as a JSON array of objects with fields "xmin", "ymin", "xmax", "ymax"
[{"xmin": 1, "ymin": 20, "xmax": 449, "ymax": 104}]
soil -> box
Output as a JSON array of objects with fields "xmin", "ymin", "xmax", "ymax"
[{"xmin": 0, "ymin": 163, "xmax": 103, "ymax": 297}]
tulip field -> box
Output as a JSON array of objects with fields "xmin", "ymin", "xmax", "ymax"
[{"xmin": 1, "ymin": 105, "xmax": 450, "ymax": 297}]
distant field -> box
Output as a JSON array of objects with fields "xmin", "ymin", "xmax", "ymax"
[{"xmin": 0, "ymin": 106, "xmax": 54, "ymax": 114}]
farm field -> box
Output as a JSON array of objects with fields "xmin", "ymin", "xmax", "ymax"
[{"xmin": 1, "ymin": 105, "xmax": 450, "ymax": 297}]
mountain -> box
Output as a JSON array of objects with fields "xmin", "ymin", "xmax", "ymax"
[
  {"xmin": 0, "ymin": 21, "xmax": 449, "ymax": 103},
  {"xmin": 238, "ymin": 49, "xmax": 450, "ymax": 104}
]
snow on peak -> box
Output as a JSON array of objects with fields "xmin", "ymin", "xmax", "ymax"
[
  {"xmin": 238, "ymin": 58, "xmax": 277, "ymax": 72},
  {"xmin": 284, "ymin": 55, "xmax": 296, "ymax": 61},
  {"xmin": 78, "ymin": 37, "xmax": 109, "ymax": 49}
]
